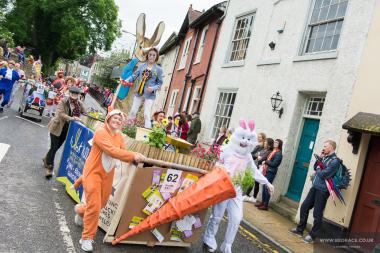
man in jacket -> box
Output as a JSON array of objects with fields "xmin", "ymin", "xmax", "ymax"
[
  {"xmin": 290, "ymin": 140, "xmax": 340, "ymax": 243},
  {"xmin": 187, "ymin": 112, "xmax": 201, "ymax": 144}
]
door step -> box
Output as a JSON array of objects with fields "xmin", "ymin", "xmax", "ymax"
[{"xmin": 270, "ymin": 196, "xmax": 299, "ymax": 222}]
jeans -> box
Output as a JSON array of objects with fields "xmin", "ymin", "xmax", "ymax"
[
  {"xmin": 296, "ymin": 187, "xmax": 330, "ymax": 239},
  {"xmin": 262, "ymin": 170, "xmax": 276, "ymax": 206},
  {"xmin": 46, "ymin": 123, "xmax": 69, "ymax": 166}
]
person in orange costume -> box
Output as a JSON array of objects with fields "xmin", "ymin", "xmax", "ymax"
[{"xmin": 73, "ymin": 109, "xmax": 145, "ymax": 252}]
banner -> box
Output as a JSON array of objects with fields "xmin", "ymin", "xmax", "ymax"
[{"xmin": 57, "ymin": 121, "xmax": 94, "ymax": 203}]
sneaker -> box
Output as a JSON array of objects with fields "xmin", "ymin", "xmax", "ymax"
[
  {"xmin": 74, "ymin": 214, "xmax": 83, "ymax": 227},
  {"xmin": 303, "ymin": 234, "xmax": 314, "ymax": 244},
  {"xmin": 247, "ymin": 196, "xmax": 257, "ymax": 203},
  {"xmin": 242, "ymin": 195, "xmax": 250, "ymax": 202},
  {"xmin": 79, "ymin": 239, "xmax": 94, "ymax": 252},
  {"xmin": 289, "ymin": 228, "xmax": 303, "ymax": 238},
  {"xmin": 45, "ymin": 166, "xmax": 53, "ymax": 179},
  {"xmin": 254, "ymin": 201, "xmax": 263, "ymax": 207},
  {"xmin": 257, "ymin": 205, "xmax": 268, "ymax": 211},
  {"xmin": 203, "ymin": 243, "xmax": 216, "ymax": 252},
  {"xmin": 0, "ymin": 107, "xmax": 3, "ymax": 113}
]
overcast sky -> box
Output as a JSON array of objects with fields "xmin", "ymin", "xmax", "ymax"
[{"xmin": 111, "ymin": 0, "xmax": 222, "ymax": 52}]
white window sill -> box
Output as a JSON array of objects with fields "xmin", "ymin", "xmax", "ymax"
[
  {"xmin": 221, "ymin": 61, "xmax": 245, "ymax": 68},
  {"xmin": 177, "ymin": 67, "xmax": 185, "ymax": 71},
  {"xmin": 257, "ymin": 59, "xmax": 281, "ymax": 66},
  {"xmin": 193, "ymin": 61, "xmax": 200, "ymax": 65},
  {"xmin": 293, "ymin": 51, "xmax": 338, "ymax": 62}
]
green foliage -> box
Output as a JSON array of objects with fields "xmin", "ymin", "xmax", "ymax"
[
  {"xmin": 4, "ymin": 0, "xmax": 121, "ymax": 73},
  {"xmin": 145, "ymin": 126, "xmax": 167, "ymax": 149},
  {"xmin": 232, "ymin": 169, "xmax": 255, "ymax": 193},
  {"xmin": 92, "ymin": 50, "xmax": 131, "ymax": 88}
]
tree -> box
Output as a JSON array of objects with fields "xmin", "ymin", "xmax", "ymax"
[
  {"xmin": 92, "ymin": 50, "xmax": 130, "ymax": 88},
  {"xmin": 4, "ymin": 0, "xmax": 121, "ymax": 74},
  {"xmin": 0, "ymin": 0, "xmax": 14, "ymax": 47}
]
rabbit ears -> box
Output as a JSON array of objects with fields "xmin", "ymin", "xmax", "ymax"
[
  {"xmin": 239, "ymin": 119, "xmax": 255, "ymax": 131},
  {"xmin": 136, "ymin": 13, "xmax": 165, "ymax": 47}
]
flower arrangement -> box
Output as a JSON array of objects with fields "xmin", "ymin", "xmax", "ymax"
[
  {"xmin": 191, "ymin": 144, "xmax": 221, "ymax": 162},
  {"xmin": 145, "ymin": 126, "xmax": 167, "ymax": 148}
]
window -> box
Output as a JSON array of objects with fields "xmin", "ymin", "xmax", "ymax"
[
  {"xmin": 178, "ymin": 37, "xmax": 192, "ymax": 70},
  {"xmin": 302, "ymin": 0, "xmax": 348, "ymax": 54},
  {"xmin": 169, "ymin": 90, "xmax": 179, "ymax": 108},
  {"xmin": 183, "ymin": 87, "xmax": 192, "ymax": 112},
  {"xmin": 189, "ymin": 86, "xmax": 202, "ymax": 114},
  {"xmin": 304, "ymin": 97, "xmax": 325, "ymax": 116},
  {"xmin": 227, "ymin": 13, "xmax": 255, "ymax": 62},
  {"xmin": 195, "ymin": 26, "xmax": 208, "ymax": 63},
  {"xmin": 211, "ymin": 91, "xmax": 237, "ymax": 138}
]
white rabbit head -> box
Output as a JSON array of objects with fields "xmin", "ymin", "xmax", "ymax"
[
  {"xmin": 229, "ymin": 119, "xmax": 258, "ymax": 156},
  {"xmin": 134, "ymin": 13, "xmax": 165, "ymax": 62}
]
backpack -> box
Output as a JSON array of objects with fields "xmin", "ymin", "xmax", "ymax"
[{"xmin": 332, "ymin": 158, "xmax": 351, "ymax": 190}]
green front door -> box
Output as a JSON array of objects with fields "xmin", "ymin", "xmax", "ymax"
[{"xmin": 286, "ymin": 118, "xmax": 320, "ymax": 202}]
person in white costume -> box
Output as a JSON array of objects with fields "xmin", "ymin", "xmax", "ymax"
[{"xmin": 203, "ymin": 119, "xmax": 274, "ymax": 253}]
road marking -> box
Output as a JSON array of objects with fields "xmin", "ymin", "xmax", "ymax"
[
  {"xmin": 0, "ymin": 116, "xmax": 8, "ymax": 121},
  {"xmin": 54, "ymin": 200, "xmax": 77, "ymax": 253},
  {"xmin": 0, "ymin": 143, "xmax": 10, "ymax": 163},
  {"xmin": 14, "ymin": 115, "xmax": 46, "ymax": 128}
]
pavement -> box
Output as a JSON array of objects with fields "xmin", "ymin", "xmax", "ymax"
[
  {"xmin": 242, "ymin": 202, "xmax": 347, "ymax": 253},
  {"xmin": 0, "ymin": 90, "xmax": 283, "ymax": 253}
]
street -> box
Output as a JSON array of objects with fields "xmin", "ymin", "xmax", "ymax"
[{"xmin": 0, "ymin": 91, "xmax": 280, "ymax": 253}]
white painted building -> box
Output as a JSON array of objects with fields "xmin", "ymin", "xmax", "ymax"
[
  {"xmin": 199, "ymin": 0, "xmax": 378, "ymax": 229},
  {"xmin": 152, "ymin": 33, "xmax": 180, "ymax": 114}
]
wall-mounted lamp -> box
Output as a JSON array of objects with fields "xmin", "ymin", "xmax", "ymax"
[
  {"xmin": 271, "ymin": 91, "xmax": 284, "ymax": 118},
  {"xmin": 269, "ymin": 41, "xmax": 276, "ymax": 50},
  {"xmin": 277, "ymin": 21, "xmax": 286, "ymax": 34}
]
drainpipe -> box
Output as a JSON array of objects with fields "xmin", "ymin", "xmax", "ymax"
[
  {"xmin": 178, "ymin": 28, "xmax": 200, "ymax": 113},
  {"xmin": 185, "ymin": 78, "xmax": 197, "ymax": 112},
  {"xmin": 197, "ymin": 1, "xmax": 229, "ymax": 112},
  {"xmin": 163, "ymin": 42, "xmax": 180, "ymax": 110}
]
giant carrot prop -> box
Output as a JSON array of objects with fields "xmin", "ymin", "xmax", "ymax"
[{"xmin": 112, "ymin": 167, "xmax": 236, "ymax": 245}]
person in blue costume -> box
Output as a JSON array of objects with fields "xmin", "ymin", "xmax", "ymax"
[
  {"xmin": 125, "ymin": 48, "xmax": 163, "ymax": 129},
  {"xmin": 0, "ymin": 60, "xmax": 20, "ymax": 113}
]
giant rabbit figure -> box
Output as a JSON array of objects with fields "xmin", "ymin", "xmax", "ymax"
[
  {"xmin": 203, "ymin": 119, "xmax": 275, "ymax": 253},
  {"xmin": 115, "ymin": 13, "xmax": 165, "ymax": 128}
]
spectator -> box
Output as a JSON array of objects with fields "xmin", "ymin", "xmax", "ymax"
[
  {"xmin": 212, "ymin": 126, "xmax": 227, "ymax": 149},
  {"xmin": 257, "ymin": 139, "xmax": 283, "ymax": 211},
  {"xmin": 0, "ymin": 60, "xmax": 20, "ymax": 112},
  {"xmin": 178, "ymin": 113, "xmax": 189, "ymax": 140},
  {"xmin": 186, "ymin": 114, "xmax": 192, "ymax": 128},
  {"xmin": 171, "ymin": 114, "xmax": 181, "ymax": 137},
  {"xmin": 243, "ymin": 133, "xmax": 268, "ymax": 203},
  {"xmin": 187, "ymin": 112, "xmax": 201, "ymax": 145},
  {"xmin": 290, "ymin": 140, "xmax": 340, "ymax": 243},
  {"xmin": 166, "ymin": 116, "xmax": 173, "ymax": 134}
]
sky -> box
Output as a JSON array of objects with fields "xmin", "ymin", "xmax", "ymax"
[{"xmin": 111, "ymin": 0, "xmax": 223, "ymax": 53}]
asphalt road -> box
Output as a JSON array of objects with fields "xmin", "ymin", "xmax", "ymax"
[{"xmin": 0, "ymin": 91, "xmax": 279, "ymax": 253}]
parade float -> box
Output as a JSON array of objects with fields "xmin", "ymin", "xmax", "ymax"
[{"xmin": 55, "ymin": 13, "xmax": 234, "ymax": 248}]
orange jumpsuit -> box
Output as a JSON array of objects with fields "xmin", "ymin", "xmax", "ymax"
[{"xmin": 75, "ymin": 125, "xmax": 135, "ymax": 240}]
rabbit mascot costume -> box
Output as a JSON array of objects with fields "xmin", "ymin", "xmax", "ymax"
[
  {"xmin": 116, "ymin": 14, "xmax": 165, "ymax": 128},
  {"xmin": 203, "ymin": 119, "xmax": 274, "ymax": 253}
]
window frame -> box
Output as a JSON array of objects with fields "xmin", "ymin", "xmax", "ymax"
[
  {"xmin": 194, "ymin": 25, "xmax": 209, "ymax": 64},
  {"xmin": 168, "ymin": 89, "xmax": 179, "ymax": 108},
  {"xmin": 210, "ymin": 90, "xmax": 238, "ymax": 139},
  {"xmin": 178, "ymin": 37, "xmax": 192, "ymax": 70},
  {"xmin": 225, "ymin": 11, "xmax": 256, "ymax": 64},
  {"xmin": 300, "ymin": 0, "xmax": 349, "ymax": 55},
  {"xmin": 189, "ymin": 86, "xmax": 202, "ymax": 114}
]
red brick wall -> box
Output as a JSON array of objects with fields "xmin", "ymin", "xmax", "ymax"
[{"xmin": 165, "ymin": 18, "xmax": 221, "ymax": 117}]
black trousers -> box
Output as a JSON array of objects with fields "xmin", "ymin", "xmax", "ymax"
[
  {"xmin": 245, "ymin": 182, "xmax": 260, "ymax": 198},
  {"xmin": 296, "ymin": 187, "xmax": 330, "ymax": 238},
  {"xmin": 46, "ymin": 124, "xmax": 69, "ymax": 166}
]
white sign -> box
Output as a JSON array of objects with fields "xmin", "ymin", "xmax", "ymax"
[
  {"xmin": 309, "ymin": 141, "xmax": 314, "ymax": 150},
  {"xmin": 160, "ymin": 169, "xmax": 182, "ymax": 193}
]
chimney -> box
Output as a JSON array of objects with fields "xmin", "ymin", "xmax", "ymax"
[{"xmin": 189, "ymin": 4, "xmax": 193, "ymax": 10}]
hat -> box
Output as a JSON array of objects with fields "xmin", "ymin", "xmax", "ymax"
[
  {"xmin": 105, "ymin": 109, "xmax": 125, "ymax": 122},
  {"xmin": 65, "ymin": 76, "xmax": 76, "ymax": 85},
  {"xmin": 69, "ymin": 86, "xmax": 83, "ymax": 94}
]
